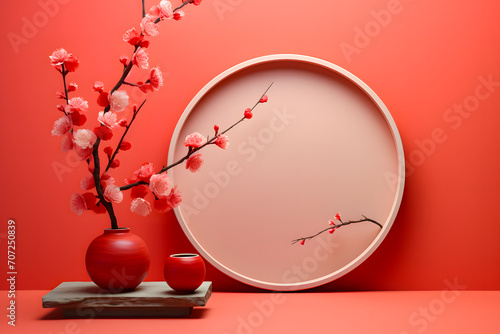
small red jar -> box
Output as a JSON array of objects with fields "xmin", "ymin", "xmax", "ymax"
[{"xmin": 164, "ymin": 253, "xmax": 206, "ymax": 292}]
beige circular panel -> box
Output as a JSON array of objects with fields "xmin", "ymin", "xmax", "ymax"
[{"xmin": 168, "ymin": 54, "xmax": 404, "ymax": 291}]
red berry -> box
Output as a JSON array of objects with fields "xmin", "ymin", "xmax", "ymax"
[{"xmin": 244, "ymin": 108, "xmax": 253, "ymax": 119}]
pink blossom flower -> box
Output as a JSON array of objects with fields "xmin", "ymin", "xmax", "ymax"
[
  {"xmin": 49, "ymin": 48, "xmax": 68, "ymax": 66},
  {"xmin": 149, "ymin": 173, "xmax": 171, "ymax": 198},
  {"xmin": 186, "ymin": 153, "xmax": 203, "ymax": 172},
  {"xmin": 61, "ymin": 133, "xmax": 74, "ymax": 152},
  {"xmin": 109, "ymin": 90, "xmax": 129, "ymax": 112},
  {"xmin": 130, "ymin": 198, "xmax": 152, "ymax": 217},
  {"xmin": 141, "ymin": 14, "xmax": 159, "ymax": 36},
  {"xmin": 154, "ymin": 187, "xmax": 181, "ymax": 213},
  {"xmin": 80, "ymin": 175, "xmax": 95, "ymax": 191},
  {"xmin": 151, "ymin": 0, "xmax": 174, "ymax": 20},
  {"xmin": 51, "ymin": 116, "xmax": 72, "ymax": 136},
  {"xmin": 173, "ymin": 10, "xmax": 184, "ymax": 21},
  {"xmin": 167, "ymin": 185, "xmax": 182, "ymax": 208},
  {"xmin": 126, "ymin": 163, "xmax": 156, "ymax": 184},
  {"xmin": 73, "ymin": 129, "xmax": 97, "ymax": 149},
  {"xmin": 184, "ymin": 132, "xmax": 206, "ymax": 148},
  {"xmin": 334, "ymin": 212, "xmax": 341, "ymax": 221},
  {"xmin": 123, "ymin": 27, "xmax": 143, "ymax": 45},
  {"xmin": 70, "ymin": 193, "xmax": 87, "ymax": 215},
  {"xmin": 138, "ymin": 163, "xmax": 155, "ymax": 181},
  {"xmin": 92, "ymin": 81, "xmax": 104, "ymax": 92},
  {"xmin": 215, "ymin": 134, "xmax": 229, "ymax": 150},
  {"xmin": 49, "ymin": 49, "xmax": 79, "ymax": 72},
  {"xmin": 74, "ymin": 146, "xmax": 93, "ymax": 160},
  {"xmin": 149, "ymin": 67, "xmax": 164, "ymax": 90},
  {"xmin": 67, "ymin": 97, "xmax": 89, "ymax": 113},
  {"xmin": 97, "ymin": 111, "xmax": 118, "ymax": 129},
  {"xmin": 100, "ymin": 172, "xmax": 115, "ymax": 188},
  {"xmin": 132, "ymin": 48, "xmax": 149, "ymax": 69},
  {"xmin": 244, "ymin": 108, "xmax": 253, "ymax": 119},
  {"xmin": 104, "ymin": 184, "xmax": 123, "ymax": 204}
]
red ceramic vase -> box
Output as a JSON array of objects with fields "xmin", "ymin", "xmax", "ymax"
[
  {"xmin": 164, "ymin": 253, "xmax": 206, "ymax": 292},
  {"xmin": 85, "ymin": 228, "xmax": 150, "ymax": 293}
]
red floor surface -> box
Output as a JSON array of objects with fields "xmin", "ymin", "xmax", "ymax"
[{"xmin": 2, "ymin": 289, "xmax": 500, "ymax": 333}]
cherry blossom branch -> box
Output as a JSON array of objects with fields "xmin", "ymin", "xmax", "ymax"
[
  {"xmin": 291, "ymin": 215, "xmax": 382, "ymax": 245},
  {"xmin": 154, "ymin": 0, "xmax": 191, "ymax": 24},
  {"xmin": 119, "ymin": 82, "xmax": 273, "ymax": 192},
  {"xmin": 105, "ymin": 100, "xmax": 147, "ymax": 172}
]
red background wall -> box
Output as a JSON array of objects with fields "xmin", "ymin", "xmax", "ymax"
[{"xmin": 1, "ymin": 0, "xmax": 499, "ymax": 291}]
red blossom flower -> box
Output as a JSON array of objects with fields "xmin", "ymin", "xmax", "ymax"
[
  {"xmin": 131, "ymin": 185, "xmax": 149, "ymax": 199},
  {"xmin": 103, "ymin": 146, "xmax": 113, "ymax": 156},
  {"xmin": 214, "ymin": 125, "xmax": 219, "ymax": 134},
  {"xmin": 123, "ymin": 27, "xmax": 143, "ymax": 46},
  {"xmin": 244, "ymin": 108, "xmax": 253, "ymax": 119},
  {"xmin": 110, "ymin": 160, "xmax": 120, "ymax": 168},
  {"xmin": 259, "ymin": 95, "xmax": 268, "ymax": 103},
  {"xmin": 68, "ymin": 82, "xmax": 78, "ymax": 91},
  {"xmin": 118, "ymin": 118, "xmax": 128, "ymax": 127},
  {"xmin": 191, "ymin": 0, "xmax": 202, "ymax": 6},
  {"xmin": 64, "ymin": 53, "xmax": 79, "ymax": 72},
  {"xmin": 300, "ymin": 240, "xmax": 305, "ymax": 245},
  {"xmin": 120, "ymin": 142, "xmax": 132, "ymax": 151},
  {"xmin": 56, "ymin": 91, "xmax": 65, "ymax": 99},
  {"xmin": 71, "ymin": 111, "xmax": 87, "ymax": 126},
  {"xmin": 119, "ymin": 55, "xmax": 130, "ymax": 66},
  {"xmin": 93, "ymin": 126, "xmax": 113, "ymax": 141},
  {"xmin": 173, "ymin": 11, "xmax": 184, "ymax": 21},
  {"xmin": 335, "ymin": 212, "xmax": 341, "ymax": 221}
]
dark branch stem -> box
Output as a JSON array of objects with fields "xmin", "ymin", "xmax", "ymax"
[
  {"xmin": 92, "ymin": 138, "xmax": 118, "ymax": 229},
  {"xmin": 105, "ymin": 100, "xmax": 147, "ymax": 172},
  {"xmin": 291, "ymin": 216, "xmax": 382, "ymax": 245},
  {"xmin": 142, "ymin": 0, "xmax": 146, "ymax": 18}
]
